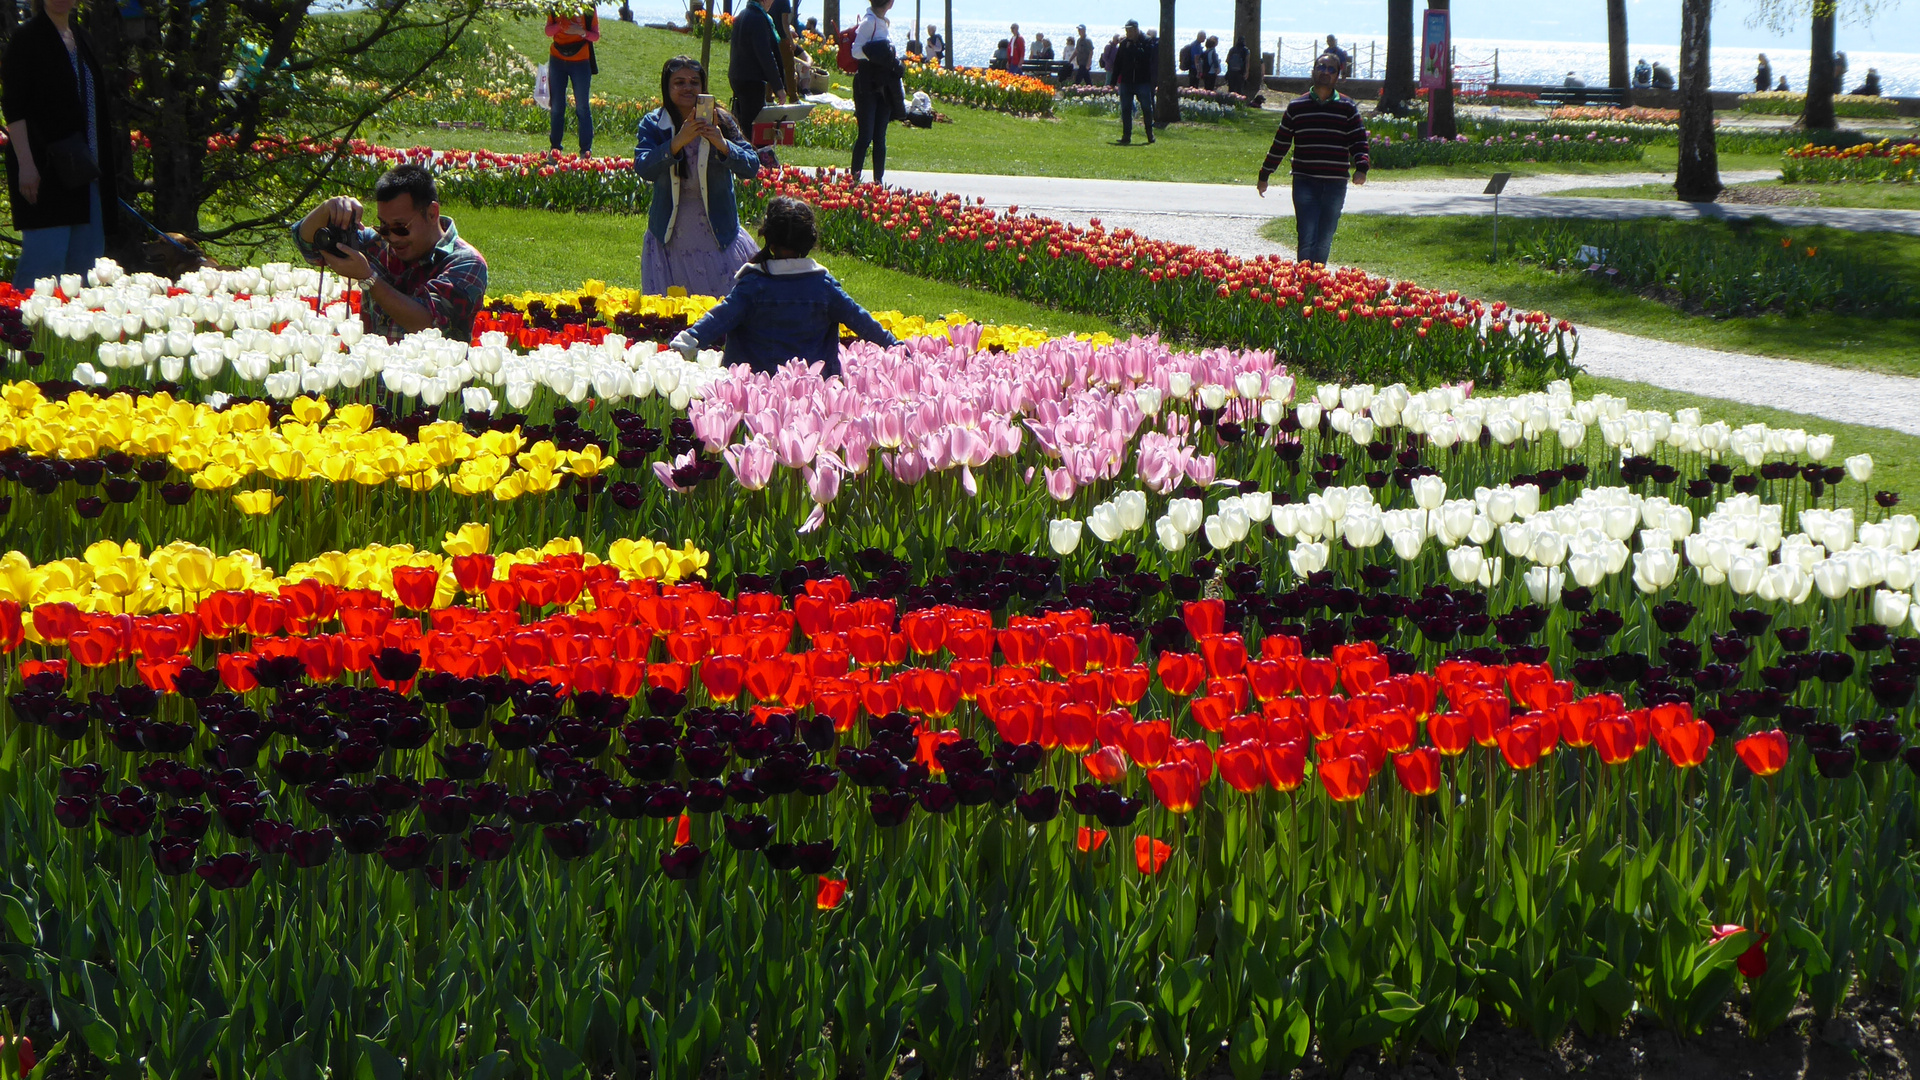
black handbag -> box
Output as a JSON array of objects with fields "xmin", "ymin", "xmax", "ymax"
[{"xmin": 43, "ymin": 131, "xmax": 99, "ymax": 189}]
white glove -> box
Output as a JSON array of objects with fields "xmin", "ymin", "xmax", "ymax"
[{"xmin": 669, "ymin": 329, "xmax": 700, "ymax": 361}]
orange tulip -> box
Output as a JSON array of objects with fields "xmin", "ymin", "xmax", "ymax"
[
  {"xmin": 1736, "ymin": 729, "xmax": 1790, "ymax": 777},
  {"xmin": 674, "ymin": 812, "xmax": 692, "ymax": 846},
  {"xmin": 1393, "ymin": 747, "xmax": 1442, "ymax": 796},
  {"xmin": 1134, "ymin": 834, "xmax": 1173, "ymax": 874},
  {"xmin": 815, "ymin": 876, "xmax": 848, "ymax": 910}
]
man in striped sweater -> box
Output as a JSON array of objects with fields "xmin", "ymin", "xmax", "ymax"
[{"xmin": 1255, "ymin": 53, "xmax": 1370, "ymax": 266}]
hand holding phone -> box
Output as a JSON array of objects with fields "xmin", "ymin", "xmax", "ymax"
[{"xmin": 695, "ymin": 94, "xmax": 716, "ymax": 123}]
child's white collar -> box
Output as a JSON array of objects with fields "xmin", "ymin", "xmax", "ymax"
[{"xmin": 740, "ymin": 257, "xmax": 824, "ymax": 279}]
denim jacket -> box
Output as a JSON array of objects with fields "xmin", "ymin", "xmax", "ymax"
[
  {"xmin": 633, "ymin": 107, "xmax": 760, "ymax": 248},
  {"xmin": 683, "ymin": 258, "xmax": 898, "ymax": 377}
]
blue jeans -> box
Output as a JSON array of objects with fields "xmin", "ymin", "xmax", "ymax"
[
  {"xmin": 1118, "ymin": 82, "xmax": 1154, "ymax": 141},
  {"xmin": 852, "ymin": 89, "xmax": 893, "ymax": 182},
  {"xmin": 1291, "ymin": 175, "xmax": 1349, "ymax": 265},
  {"xmin": 13, "ymin": 183, "xmax": 104, "ymax": 288},
  {"xmin": 548, "ymin": 57, "xmax": 594, "ymax": 153}
]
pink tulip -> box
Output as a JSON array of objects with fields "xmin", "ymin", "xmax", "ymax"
[
  {"xmin": 722, "ymin": 436, "xmax": 777, "ymax": 491},
  {"xmin": 806, "ymin": 464, "xmax": 842, "ymax": 505},
  {"xmin": 1046, "ymin": 467, "xmax": 1077, "ymax": 501}
]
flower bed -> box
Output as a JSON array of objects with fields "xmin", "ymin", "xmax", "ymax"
[
  {"xmin": 1548, "ymin": 105, "xmax": 1681, "ymax": 125},
  {"xmin": 3, "ymin": 249, "xmax": 1919, "ymax": 1074},
  {"xmin": 1740, "ymin": 90, "xmax": 1900, "ymax": 119},
  {"xmin": 1781, "ymin": 139, "xmax": 1920, "ymax": 184},
  {"xmin": 1056, "ymin": 92, "xmax": 1239, "ymax": 123},
  {"xmin": 746, "ymin": 168, "xmax": 1578, "ymax": 387},
  {"xmin": 796, "ymin": 34, "xmax": 1055, "ymax": 116},
  {"xmin": 1367, "ymin": 130, "xmax": 1642, "ymax": 169}
]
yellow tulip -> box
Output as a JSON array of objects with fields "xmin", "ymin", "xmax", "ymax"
[
  {"xmin": 192, "ymin": 464, "xmax": 248, "ymax": 490},
  {"xmin": 394, "ymin": 467, "xmax": 443, "ymax": 492},
  {"xmin": 566, "ymin": 444, "xmax": 609, "ymax": 479},
  {"xmin": 233, "ymin": 489, "xmax": 284, "ymax": 515},
  {"xmin": 289, "ymin": 396, "xmax": 332, "ymax": 425},
  {"xmin": 443, "ymin": 523, "xmax": 492, "ymax": 557},
  {"xmin": 330, "ymin": 403, "xmax": 376, "ymax": 433}
]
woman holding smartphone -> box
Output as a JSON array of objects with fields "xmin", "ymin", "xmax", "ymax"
[
  {"xmin": 850, "ymin": 0, "xmax": 906, "ymax": 185},
  {"xmin": 632, "ymin": 55, "xmax": 762, "ymax": 296}
]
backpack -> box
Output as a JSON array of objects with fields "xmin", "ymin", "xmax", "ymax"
[{"xmin": 836, "ymin": 27, "xmax": 859, "ymax": 74}]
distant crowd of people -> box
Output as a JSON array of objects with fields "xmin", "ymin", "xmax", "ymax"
[{"xmin": 1753, "ymin": 52, "xmax": 1880, "ymax": 97}]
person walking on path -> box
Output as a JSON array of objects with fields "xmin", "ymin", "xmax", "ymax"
[
  {"xmin": 1753, "ymin": 54, "xmax": 1772, "ymax": 94},
  {"xmin": 1322, "ymin": 34, "xmax": 1351, "ymax": 76},
  {"xmin": 1202, "ymin": 36, "xmax": 1221, "ymax": 90},
  {"xmin": 1182, "ymin": 31, "xmax": 1205, "ymax": 87},
  {"xmin": 546, "ymin": 6, "xmax": 600, "ymax": 155},
  {"xmin": 1225, "ymin": 36, "xmax": 1249, "ymax": 94},
  {"xmin": 1073, "ymin": 26, "xmax": 1094, "ymax": 84},
  {"xmin": 851, "ymin": 0, "xmax": 906, "ymax": 184},
  {"xmin": 1100, "ymin": 34, "xmax": 1120, "ymax": 83},
  {"xmin": 1113, "ymin": 20, "xmax": 1155, "ymax": 144},
  {"xmin": 728, "ymin": 0, "xmax": 786, "ymax": 132},
  {"xmin": 1255, "ymin": 53, "xmax": 1368, "ymax": 266},
  {"xmin": 925, "ymin": 24, "xmax": 944, "ymax": 63},
  {"xmin": 1008, "ymin": 24, "xmax": 1026, "ymax": 73},
  {"xmin": 4, "ymin": 0, "xmax": 120, "ymax": 287}
]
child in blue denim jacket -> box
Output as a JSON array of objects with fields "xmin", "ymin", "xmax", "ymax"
[{"xmin": 670, "ymin": 197, "xmax": 897, "ymax": 377}]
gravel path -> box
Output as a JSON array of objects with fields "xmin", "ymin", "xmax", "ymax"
[{"xmin": 882, "ymin": 169, "xmax": 1920, "ymax": 435}]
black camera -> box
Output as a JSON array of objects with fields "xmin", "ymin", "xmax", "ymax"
[{"xmin": 312, "ymin": 224, "xmax": 351, "ymax": 259}]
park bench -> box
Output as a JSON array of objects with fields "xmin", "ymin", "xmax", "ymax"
[
  {"xmin": 1018, "ymin": 59, "xmax": 1080, "ymax": 84},
  {"xmin": 1533, "ymin": 86, "xmax": 1632, "ymax": 107}
]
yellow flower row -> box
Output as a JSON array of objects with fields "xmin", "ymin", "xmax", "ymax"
[
  {"xmin": 0, "ymin": 385, "xmax": 609, "ymax": 500},
  {"xmin": 479, "ymin": 287, "xmax": 1116, "ymax": 353},
  {"xmin": 4, "ymin": 525, "xmax": 709, "ymax": 618}
]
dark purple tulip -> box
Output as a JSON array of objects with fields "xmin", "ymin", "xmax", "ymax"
[
  {"xmin": 796, "ymin": 764, "xmax": 839, "ymax": 797},
  {"xmin": 196, "ymin": 852, "xmax": 263, "ymax": 889},
  {"xmin": 1814, "ymin": 747, "xmax": 1858, "ymax": 779},
  {"xmin": 368, "ymin": 775, "xmax": 421, "ymax": 813},
  {"xmin": 164, "ymin": 805, "xmax": 212, "ymax": 840},
  {"xmin": 74, "ymin": 496, "xmax": 107, "ymax": 518},
  {"xmin": 54, "ymin": 795, "xmax": 92, "ymax": 828},
  {"xmin": 380, "ymin": 832, "xmax": 435, "ymax": 872},
  {"xmin": 58, "ymin": 763, "xmax": 106, "ymax": 799},
  {"xmin": 1776, "ymin": 627, "xmax": 1811, "ymax": 653},
  {"xmin": 332, "ymin": 736, "xmax": 384, "ymax": 776},
  {"xmin": 764, "ymin": 842, "xmax": 801, "ymax": 871},
  {"xmin": 681, "ymin": 743, "xmax": 729, "ymax": 779},
  {"xmin": 420, "ymin": 792, "xmax": 472, "ymax": 835},
  {"xmin": 213, "ymin": 735, "xmax": 263, "ymax": 770},
  {"xmin": 435, "ymin": 743, "xmax": 493, "ymax": 781},
  {"xmin": 685, "ymin": 778, "xmax": 726, "ymax": 814},
  {"xmin": 371, "ymin": 648, "xmax": 423, "ymax": 683},
  {"xmin": 150, "ymin": 836, "xmax": 200, "ymax": 875},
  {"xmin": 916, "ymin": 783, "xmax": 958, "ymax": 815},
  {"xmin": 640, "ymin": 783, "xmax": 687, "ymax": 819},
  {"xmin": 443, "ymin": 693, "xmax": 489, "ymax": 730},
  {"xmin": 1903, "ymin": 746, "xmax": 1920, "ymax": 780},
  {"xmin": 793, "ymin": 840, "xmax": 836, "ymax": 874},
  {"xmin": 603, "ymin": 784, "xmax": 644, "ymax": 820},
  {"xmin": 425, "ymin": 862, "xmax": 472, "ymax": 890},
  {"xmin": 216, "ymin": 798, "xmax": 262, "ymax": 837},
  {"xmin": 542, "ymin": 819, "xmax": 597, "ymax": 860},
  {"xmin": 491, "ymin": 715, "xmax": 546, "ymax": 751},
  {"xmin": 250, "ymin": 819, "xmax": 295, "ymax": 854},
  {"xmin": 285, "ymin": 828, "xmax": 335, "ymax": 869},
  {"xmin": 174, "ymin": 665, "xmax": 220, "ymax": 698},
  {"xmin": 723, "ymin": 814, "xmax": 773, "ymax": 851},
  {"xmin": 338, "ymin": 816, "xmax": 391, "ymax": 855},
  {"xmin": 464, "ymin": 781, "xmax": 508, "ymax": 816},
  {"xmin": 383, "ymin": 714, "xmax": 434, "ymax": 751},
  {"xmin": 1856, "ymin": 719, "xmax": 1905, "ymax": 764},
  {"xmin": 1094, "ymin": 789, "xmax": 1144, "ymax": 828},
  {"xmin": 646, "ymin": 687, "xmax": 687, "ymax": 717},
  {"xmin": 1015, "ymin": 785, "xmax": 1060, "ymax": 823},
  {"xmin": 1869, "ymin": 666, "xmax": 1917, "ymax": 709},
  {"xmin": 464, "ymin": 825, "xmax": 514, "ymax": 862},
  {"xmin": 619, "ymin": 744, "xmax": 677, "ymax": 781},
  {"xmin": 99, "ymin": 788, "xmax": 157, "ymax": 837},
  {"xmin": 869, "ymin": 789, "xmax": 914, "ymax": 827},
  {"xmin": 254, "ymin": 655, "xmax": 306, "ymax": 689},
  {"xmin": 659, "ymin": 843, "xmax": 705, "ymax": 880},
  {"xmin": 1650, "ymin": 601, "xmax": 1697, "ymax": 634},
  {"xmin": 272, "ymin": 751, "xmax": 336, "ymax": 787}
]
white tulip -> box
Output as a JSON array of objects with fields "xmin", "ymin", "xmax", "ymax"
[
  {"xmin": 1316, "ymin": 382, "xmax": 1341, "ymax": 410},
  {"xmin": 1220, "ymin": 504, "xmax": 1251, "ymax": 542},
  {"xmin": 1088, "ymin": 503, "xmax": 1126, "ymax": 543},
  {"xmin": 1204, "ymin": 515, "xmax": 1233, "ymax": 550},
  {"xmin": 1239, "ymin": 491, "xmax": 1272, "ymax": 523},
  {"xmin": 1289, "ymin": 541, "xmax": 1328, "ymax": 576},
  {"xmin": 1168, "ymin": 372, "xmax": 1193, "ymax": 400},
  {"xmin": 1296, "ymin": 402, "xmax": 1323, "ymax": 429},
  {"xmin": 1169, "ymin": 498, "xmax": 1204, "ymax": 536},
  {"xmin": 1566, "ymin": 550, "xmax": 1608, "ymax": 588},
  {"xmin": 1349, "ymin": 417, "xmax": 1376, "ymax": 446},
  {"xmin": 1806, "ymin": 434, "xmax": 1834, "ymax": 463},
  {"xmin": 1115, "ymin": 490, "xmax": 1148, "ymax": 531},
  {"xmin": 1447, "ymin": 545, "xmax": 1485, "ymax": 585},
  {"xmin": 1156, "ymin": 515, "xmax": 1187, "ymax": 552},
  {"xmin": 1233, "ymin": 371, "xmax": 1264, "ymax": 399},
  {"xmin": 1846, "ymin": 454, "xmax": 1873, "ymax": 484},
  {"xmin": 1390, "ymin": 528, "xmax": 1424, "ymax": 561},
  {"xmin": 1198, "ymin": 383, "xmax": 1228, "ymax": 410},
  {"xmin": 1874, "ymin": 588, "xmax": 1912, "ymax": 627},
  {"xmin": 1048, "ymin": 519, "xmax": 1083, "ymax": 556},
  {"xmin": 1525, "ymin": 565, "xmax": 1564, "ymax": 604},
  {"xmin": 1631, "ymin": 549, "xmax": 1678, "ymax": 593},
  {"xmin": 1811, "ymin": 559, "xmax": 1851, "ymax": 600}
]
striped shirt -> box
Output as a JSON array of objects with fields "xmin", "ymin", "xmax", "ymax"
[{"xmin": 1258, "ymin": 91, "xmax": 1370, "ymax": 182}]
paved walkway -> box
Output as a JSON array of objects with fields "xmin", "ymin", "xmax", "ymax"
[{"xmin": 885, "ymin": 169, "xmax": 1920, "ymax": 436}]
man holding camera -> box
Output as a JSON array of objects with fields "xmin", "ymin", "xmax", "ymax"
[{"xmin": 292, "ymin": 164, "xmax": 489, "ymax": 342}]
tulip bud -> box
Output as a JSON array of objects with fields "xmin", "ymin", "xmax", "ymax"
[
  {"xmin": 1846, "ymin": 454, "xmax": 1873, "ymax": 484},
  {"xmin": 1049, "ymin": 519, "xmax": 1083, "ymax": 556}
]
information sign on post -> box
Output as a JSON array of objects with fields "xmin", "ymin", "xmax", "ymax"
[{"xmin": 1419, "ymin": 8, "xmax": 1450, "ymax": 89}]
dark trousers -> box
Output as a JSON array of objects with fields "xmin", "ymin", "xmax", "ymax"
[
  {"xmin": 852, "ymin": 88, "xmax": 894, "ymax": 181},
  {"xmin": 1117, "ymin": 82, "xmax": 1154, "ymax": 141},
  {"xmin": 548, "ymin": 57, "xmax": 594, "ymax": 153},
  {"xmin": 731, "ymin": 81, "xmax": 767, "ymax": 132},
  {"xmin": 1291, "ymin": 175, "xmax": 1349, "ymax": 265},
  {"xmin": 1073, "ymin": 64, "xmax": 1090, "ymax": 84},
  {"xmin": 1202, "ymin": 71, "xmax": 1217, "ymax": 90}
]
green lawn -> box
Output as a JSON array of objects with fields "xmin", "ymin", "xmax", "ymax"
[
  {"xmin": 1549, "ymin": 179, "xmax": 1920, "ymax": 211},
  {"xmin": 1302, "ymin": 214, "xmax": 1920, "ymax": 379}
]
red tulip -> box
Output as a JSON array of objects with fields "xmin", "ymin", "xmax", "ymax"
[
  {"xmin": 1076, "ymin": 826, "xmax": 1109, "ymax": 852},
  {"xmin": 1217, "ymin": 740, "xmax": 1266, "ymax": 793},
  {"xmin": 700, "ymin": 656, "xmax": 747, "ymax": 702},
  {"xmin": 391, "ymin": 566, "xmax": 440, "ymax": 611},
  {"xmin": 1736, "ymin": 729, "xmax": 1790, "ymax": 777},
  {"xmin": 1264, "ymin": 742, "xmax": 1307, "ymax": 792},
  {"xmin": 1657, "ymin": 719, "xmax": 1714, "ymax": 770},
  {"xmin": 1429, "ymin": 711, "xmax": 1471, "ymax": 755},
  {"xmin": 1495, "ymin": 722, "xmax": 1548, "ymax": 771},
  {"xmin": 1199, "ymin": 633, "xmax": 1247, "ymax": 679},
  {"xmin": 1393, "ymin": 747, "xmax": 1442, "ymax": 796},
  {"xmin": 1156, "ymin": 651, "xmax": 1205, "ymax": 696},
  {"xmin": 1189, "ymin": 695, "xmax": 1233, "ymax": 734},
  {"xmin": 1134, "ymin": 834, "xmax": 1172, "ymax": 874},
  {"xmin": 815, "ymin": 875, "xmax": 848, "ymax": 910},
  {"xmin": 1147, "ymin": 761, "xmax": 1202, "ymax": 813},
  {"xmin": 1181, "ymin": 598, "xmax": 1225, "ymax": 639},
  {"xmin": 1318, "ymin": 754, "xmax": 1372, "ymax": 802},
  {"xmin": 1082, "ymin": 746, "xmax": 1129, "ymax": 784},
  {"xmin": 1592, "ymin": 717, "xmax": 1639, "ymax": 765}
]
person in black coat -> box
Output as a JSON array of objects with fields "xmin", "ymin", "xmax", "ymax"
[
  {"xmin": 1113, "ymin": 21, "xmax": 1155, "ymax": 145},
  {"xmin": 4, "ymin": 0, "xmax": 119, "ymax": 287},
  {"xmin": 728, "ymin": 0, "xmax": 787, "ymax": 132},
  {"xmin": 850, "ymin": 0, "xmax": 906, "ymax": 184}
]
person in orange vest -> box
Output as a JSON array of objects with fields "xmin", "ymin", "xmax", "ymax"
[{"xmin": 546, "ymin": 6, "xmax": 601, "ymax": 155}]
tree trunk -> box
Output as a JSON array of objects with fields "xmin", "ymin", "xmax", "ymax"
[
  {"xmin": 944, "ymin": 0, "xmax": 953, "ymax": 68},
  {"xmin": 1606, "ymin": 0, "xmax": 1629, "ymax": 91},
  {"xmin": 1155, "ymin": 0, "xmax": 1179, "ymax": 126},
  {"xmin": 1675, "ymin": 0, "xmax": 1721, "ymax": 201},
  {"xmin": 1801, "ymin": 1, "xmax": 1837, "ymax": 130},
  {"xmin": 1233, "ymin": 0, "xmax": 1261, "ymax": 94},
  {"xmin": 1427, "ymin": 0, "xmax": 1455, "ymax": 139},
  {"xmin": 823, "ymin": 0, "xmax": 840, "ymax": 35},
  {"xmin": 1379, "ymin": 0, "xmax": 1414, "ymax": 114}
]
